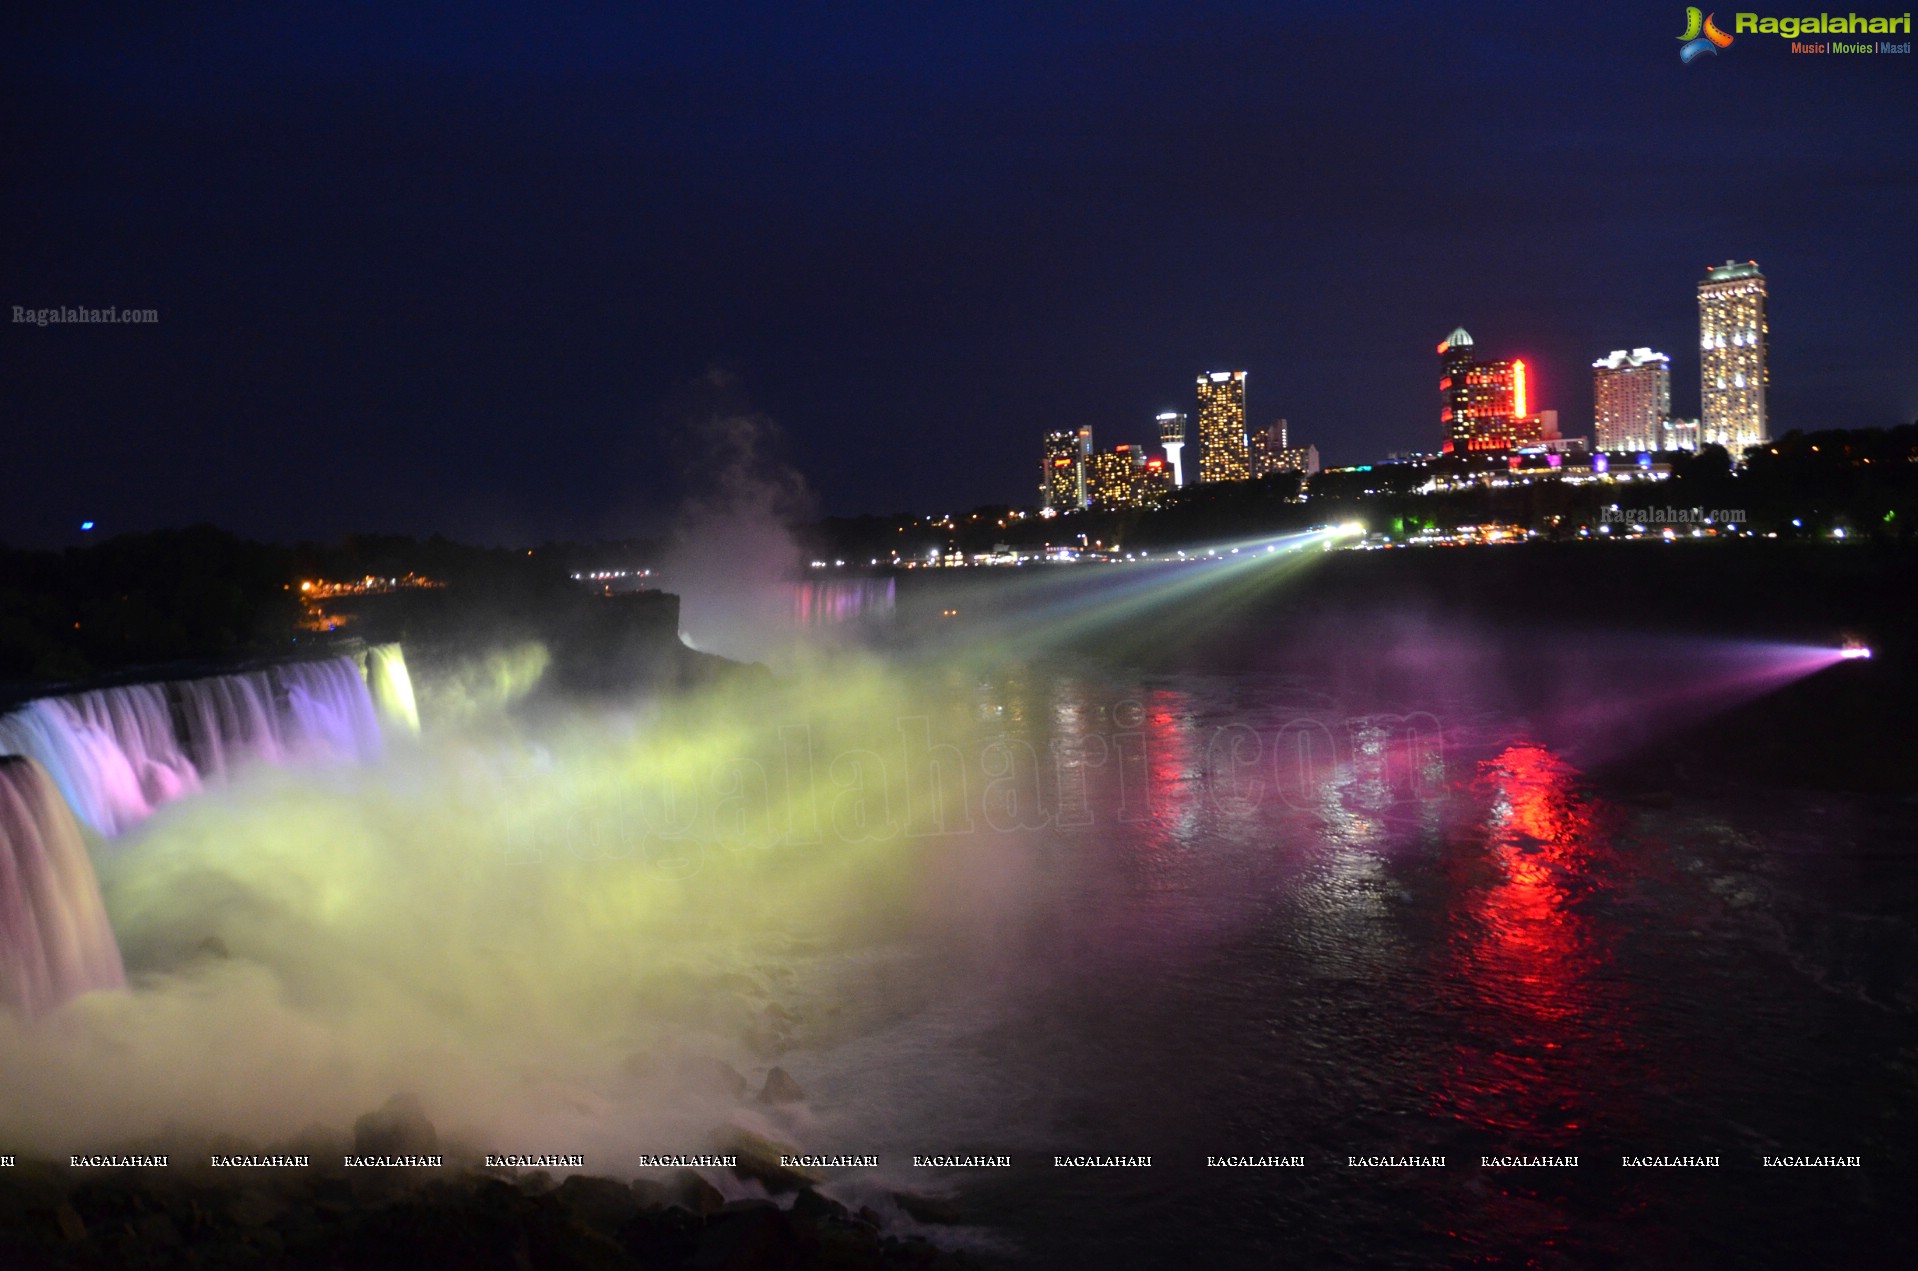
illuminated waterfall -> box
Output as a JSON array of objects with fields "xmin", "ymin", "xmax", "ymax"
[
  {"xmin": 280, "ymin": 656, "xmax": 384, "ymax": 761},
  {"xmin": 0, "ymin": 685, "xmax": 199, "ymax": 836},
  {"xmin": 177, "ymin": 670, "xmax": 285, "ymax": 781},
  {"xmin": 792, "ymin": 577, "xmax": 897, "ymax": 626},
  {"xmin": 0, "ymin": 755, "xmax": 126, "ymax": 1017},
  {"xmin": 0, "ymin": 652, "xmax": 396, "ymax": 837},
  {"xmin": 364, "ymin": 643, "xmax": 421, "ymax": 734}
]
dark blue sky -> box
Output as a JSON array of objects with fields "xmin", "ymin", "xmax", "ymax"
[{"xmin": 4, "ymin": 1, "xmax": 1914, "ymax": 546}]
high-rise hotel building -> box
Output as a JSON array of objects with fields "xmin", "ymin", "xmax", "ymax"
[
  {"xmin": 1196, "ymin": 371, "xmax": 1251, "ymax": 483},
  {"xmin": 1439, "ymin": 328, "xmax": 1535, "ymax": 453},
  {"xmin": 1698, "ymin": 260, "xmax": 1768, "ymax": 454},
  {"xmin": 1041, "ymin": 427, "xmax": 1093, "ymax": 510},
  {"xmin": 1592, "ymin": 348, "xmax": 1672, "ymax": 452}
]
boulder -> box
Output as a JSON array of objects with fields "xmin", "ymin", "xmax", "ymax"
[
  {"xmin": 754, "ymin": 1066, "xmax": 806, "ymax": 1105},
  {"xmin": 352, "ymin": 1093, "xmax": 439, "ymax": 1158},
  {"xmin": 689, "ymin": 1200, "xmax": 801, "ymax": 1271},
  {"xmin": 552, "ymin": 1174, "xmax": 640, "ymax": 1237},
  {"xmin": 721, "ymin": 1129, "xmax": 815, "ymax": 1195},
  {"xmin": 666, "ymin": 1168, "xmax": 726, "ymax": 1215}
]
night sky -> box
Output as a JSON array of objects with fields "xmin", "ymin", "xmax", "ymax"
[{"xmin": 4, "ymin": 1, "xmax": 1914, "ymax": 547}]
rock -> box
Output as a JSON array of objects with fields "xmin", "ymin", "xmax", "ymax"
[
  {"xmin": 133, "ymin": 1212, "xmax": 183, "ymax": 1247},
  {"xmin": 789, "ymin": 1186, "xmax": 849, "ymax": 1227},
  {"xmin": 54, "ymin": 1201, "xmax": 87, "ymax": 1242},
  {"xmin": 352, "ymin": 1092, "xmax": 439, "ymax": 1158},
  {"xmin": 629, "ymin": 1177, "xmax": 676, "ymax": 1210},
  {"xmin": 553, "ymin": 1174, "xmax": 639, "ymax": 1237},
  {"xmin": 755, "ymin": 1065, "xmax": 806, "ymax": 1105},
  {"xmin": 721, "ymin": 1129, "xmax": 815, "ymax": 1195},
  {"xmin": 677, "ymin": 1054, "xmax": 749, "ymax": 1101},
  {"xmin": 892, "ymin": 1191, "xmax": 963, "ymax": 1225},
  {"xmin": 689, "ymin": 1200, "xmax": 801, "ymax": 1270},
  {"xmin": 228, "ymin": 1189, "xmax": 285, "ymax": 1228},
  {"xmin": 666, "ymin": 1168, "xmax": 726, "ymax": 1215}
]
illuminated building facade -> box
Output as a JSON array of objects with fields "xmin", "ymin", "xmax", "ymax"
[
  {"xmin": 1138, "ymin": 452, "xmax": 1174, "ymax": 503},
  {"xmin": 1157, "ymin": 411, "xmax": 1188, "ymax": 488},
  {"xmin": 1087, "ymin": 446, "xmax": 1132, "ymax": 510},
  {"xmin": 1660, "ymin": 416, "xmax": 1700, "ymax": 450},
  {"xmin": 1195, "ymin": 371, "xmax": 1251, "ymax": 483},
  {"xmin": 1041, "ymin": 428, "xmax": 1092, "ymax": 510},
  {"xmin": 1439, "ymin": 327, "xmax": 1533, "ymax": 453},
  {"xmin": 1698, "ymin": 260, "xmax": 1768, "ymax": 454},
  {"xmin": 1592, "ymin": 348, "xmax": 1672, "ymax": 452},
  {"xmin": 1087, "ymin": 443, "xmax": 1171, "ymax": 510},
  {"xmin": 1249, "ymin": 419, "xmax": 1320, "ymax": 478}
]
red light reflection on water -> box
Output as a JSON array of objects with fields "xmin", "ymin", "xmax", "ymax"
[{"xmin": 1431, "ymin": 741, "xmax": 1648, "ymax": 1146}]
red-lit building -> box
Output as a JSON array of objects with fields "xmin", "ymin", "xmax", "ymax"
[{"xmin": 1438, "ymin": 327, "xmax": 1539, "ymax": 453}]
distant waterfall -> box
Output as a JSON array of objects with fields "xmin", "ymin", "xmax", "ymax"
[
  {"xmin": 792, "ymin": 577, "xmax": 897, "ymax": 626},
  {"xmin": 0, "ymin": 650, "xmax": 411, "ymax": 838},
  {"xmin": 0, "ymin": 755, "xmax": 125, "ymax": 1017}
]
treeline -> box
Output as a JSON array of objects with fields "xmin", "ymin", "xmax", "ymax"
[{"xmin": 0, "ymin": 529, "xmax": 655, "ymax": 687}]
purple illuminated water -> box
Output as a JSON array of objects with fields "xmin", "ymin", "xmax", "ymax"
[{"xmin": 0, "ymin": 756, "xmax": 125, "ymax": 1018}]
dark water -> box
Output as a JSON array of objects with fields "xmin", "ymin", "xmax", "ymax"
[{"xmin": 793, "ymin": 615, "xmax": 1918, "ymax": 1267}]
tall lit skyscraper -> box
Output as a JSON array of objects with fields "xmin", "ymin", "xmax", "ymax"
[
  {"xmin": 1041, "ymin": 428, "xmax": 1092, "ymax": 510},
  {"xmin": 1698, "ymin": 260, "xmax": 1768, "ymax": 454},
  {"xmin": 1592, "ymin": 348, "xmax": 1672, "ymax": 452},
  {"xmin": 1156, "ymin": 411, "xmax": 1188, "ymax": 487},
  {"xmin": 1195, "ymin": 371, "xmax": 1250, "ymax": 483},
  {"xmin": 1439, "ymin": 328, "xmax": 1531, "ymax": 453},
  {"xmin": 1043, "ymin": 433, "xmax": 1089, "ymax": 513}
]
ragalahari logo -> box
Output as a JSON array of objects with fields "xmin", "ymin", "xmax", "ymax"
[{"xmin": 1679, "ymin": 8, "xmax": 1736, "ymax": 60}]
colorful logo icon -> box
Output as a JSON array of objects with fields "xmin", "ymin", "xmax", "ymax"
[{"xmin": 1679, "ymin": 8, "xmax": 1735, "ymax": 61}]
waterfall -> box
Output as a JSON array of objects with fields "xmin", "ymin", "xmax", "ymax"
[
  {"xmin": 279, "ymin": 657, "xmax": 383, "ymax": 762},
  {"xmin": 0, "ymin": 755, "xmax": 126, "ymax": 1017},
  {"xmin": 177, "ymin": 669, "xmax": 285, "ymax": 782},
  {"xmin": 792, "ymin": 577, "xmax": 898, "ymax": 626},
  {"xmin": 365, "ymin": 643, "xmax": 421, "ymax": 735},
  {"xmin": 0, "ymin": 650, "xmax": 409, "ymax": 838},
  {"xmin": 0, "ymin": 685, "xmax": 199, "ymax": 837}
]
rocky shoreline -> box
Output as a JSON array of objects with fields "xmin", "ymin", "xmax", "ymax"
[{"xmin": 0, "ymin": 1095, "xmax": 982, "ymax": 1270}]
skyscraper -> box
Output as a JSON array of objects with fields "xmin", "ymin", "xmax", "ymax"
[
  {"xmin": 1698, "ymin": 260, "xmax": 1768, "ymax": 454},
  {"xmin": 1439, "ymin": 328, "xmax": 1531, "ymax": 453},
  {"xmin": 1195, "ymin": 371, "xmax": 1250, "ymax": 483},
  {"xmin": 1592, "ymin": 348, "xmax": 1672, "ymax": 452},
  {"xmin": 1041, "ymin": 428, "xmax": 1091, "ymax": 510},
  {"xmin": 1156, "ymin": 411, "xmax": 1188, "ymax": 488}
]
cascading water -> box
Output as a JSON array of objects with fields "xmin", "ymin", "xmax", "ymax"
[
  {"xmin": 177, "ymin": 669, "xmax": 285, "ymax": 781},
  {"xmin": 0, "ymin": 650, "xmax": 407, "ymax": 838},
  {"xmin": 279, "ymin": 656, "xmax": 384, "ymax": 762},
  {"xmin": 0, "ymin": 755, "xmax": 126, "ymax": 1018},
  {"xmin": 364, "ymin": 643, "xmax": 421, "ymax": 735},
  {"xmin": 792, "ymin": 576, "xmax": 896, "ymax": 627},
  {"xmin": 0, "ymin": 685, "xmax": 199, "ymax": 836}
]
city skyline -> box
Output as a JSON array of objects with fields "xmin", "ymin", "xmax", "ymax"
[{"xmin": 2, "ymin": 3, "xmax": 1912, "ymax": 546}]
